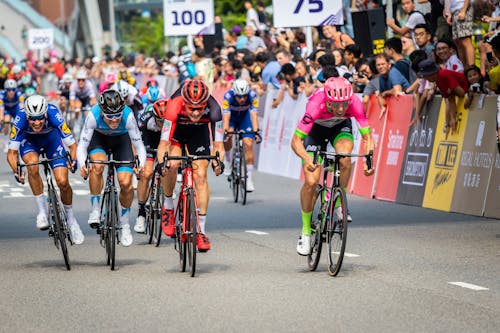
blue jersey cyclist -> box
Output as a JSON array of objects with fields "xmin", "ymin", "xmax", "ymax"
[
  {"xmin": 77, "ymin": 89, "xmax": 146, "ymax": 247},
  {"xmin": 1, "ymin": 79, "xmax": 24, "ymax": 135},
  {"xmin": 222, "ymin": 79, "xmax": 260, "ymax": 192},
  {"xmin": 6, "ymin": 95, "xmax": 84, "ymax": 244}
]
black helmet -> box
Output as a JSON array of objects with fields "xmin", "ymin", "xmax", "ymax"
[{"xmin": 99, "ymin": 89, "xmax": 125, "ymax": 114}]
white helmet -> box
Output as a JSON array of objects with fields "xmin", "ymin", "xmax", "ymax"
[
  {"xmin": 25, "ymin": 95, "xmax": 48, "ymax": 118},
  {"xmin": 112, "ymin": 80, "xmax": 129, "ymax": 99},
  {"xmin": 232, "ymin": 79, "xmax": 250, "ymax": 96},
  {"xmin": 4, "ymin": 79, "xmax": 17, "ymax": 89},
  {"xmin": 12, "ymin": 64, "xmax": 22, "ymax": 74},
  {"xmin": 62, "ymin": 73, "xmax": 73, "ymax": 83},
  {"xmin": 76, "ymin": 69, "xmax": 88, "ymax": 80}
]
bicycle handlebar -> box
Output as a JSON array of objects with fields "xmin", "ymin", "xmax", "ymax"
[
  {"xmin": 164, "ymin": 151, "xmax": 223, "ymax": 173},
  {"xmin": 224, "ymin": 130, "xmax": 262, "ymax": 144},
  {"xmin": 84, "ymin": 156, "xmax": 140, "ymax": 180},
  {"xmin": 313, "ymin": 149, "xmax": 374, "ymax": 170}
]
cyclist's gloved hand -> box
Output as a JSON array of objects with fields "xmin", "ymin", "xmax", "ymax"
[
  {"xmin": 254, "ymin": 130, "xmax": 262, "ymax": 144},
  {"xmin": 14, "ymin": 171, "xmax": 25, "ymax": 184},
  {"xmin": 212, "ymin": 159, "xmax": 223, "ymax": 176}
]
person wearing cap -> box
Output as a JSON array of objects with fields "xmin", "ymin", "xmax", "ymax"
[{"xmin": 417, "ymin": 58, "xmax": 468, "ymax": 136}]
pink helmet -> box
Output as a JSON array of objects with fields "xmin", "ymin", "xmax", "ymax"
[
  {"xmin": 105, "ymin": 72, "xmax": 117, "ymax": 84},
  {"xmin": 324, "ymin": 77, "xmax": 353, "ymax": 102}
]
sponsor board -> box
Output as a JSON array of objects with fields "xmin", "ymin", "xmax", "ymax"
[{"xmin": 422, "ymin": 97, "xmax": 468, "ymax": 211}]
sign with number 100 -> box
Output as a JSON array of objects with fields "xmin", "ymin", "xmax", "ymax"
[
  {"xmin": 163, "ymin": 0, "xmax": 214, "ymax": 36},
  {"xmin": 273, "ymin": 0, "xmax": 343, "ymax": 28}
]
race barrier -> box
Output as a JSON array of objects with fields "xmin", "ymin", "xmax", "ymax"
[{"xmin": 256, "ymin": 89, "xmax": 500, "ymax": 219}]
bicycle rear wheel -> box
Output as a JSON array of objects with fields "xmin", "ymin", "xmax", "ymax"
[
  {"xmin": 231, "ymin": 156, "xmax": 239, "ymax": 203},
  {"xmin": 49, "ymin": 189, "xmax": 70, "ymax": 271},
  {"xmin": 327, "ymin": 187, "xmax": 348, "ymax": 276},
  {"xmin": 307, "ymin": 185, "xmax": 324, "ymax": 271},
  {"xmin": 239, "ymin": 145, "xmax": 247, "ymax": 205},
  {"xmin": 187, "ymin": 192, "xmax": 197, "ymax": 277}
]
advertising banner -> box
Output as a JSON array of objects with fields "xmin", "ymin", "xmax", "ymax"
[
  {"xmin": 163, "ymin": 0, "xmax": 214, "ymax": 36},
  {"xmin": 450, "ymin": 96, "xmax": 498, "ymax": 216},
  {"xmin": 273, "ymin": 0, "xmax": 343, "ymax": 28},
  {"xmin": 484, "ymin": 152, "xmax": 500, "ymax": 218},
  {"xmin": 396, "ymin": 97, "xmax": 441, "ymax": 206},
  {"xmin": 422, "ymin": 98, "xmax": 469, "ymax": 212},
  {"xmin": 349, "ymin": 95, "xmax": 386, "ymax": 198},
  {"xmin": 373, "ymin": 95, "xmax": 413, "ymax": 201}
]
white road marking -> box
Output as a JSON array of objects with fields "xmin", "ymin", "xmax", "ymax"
[
  {"xmin": 448, "ymin": 282, "xmax": 489, "ymax": 291},
  {"xmin": 210, "ymin": 196, "xmax": 226, "ymax": 200},
  {"xmin": 332, "ymin": 251, "xmax": 360, "ymax": 257},
  {"xmin": 245, "ymin": 230, "xmax": 269, "ymax": 235},
  {"xmin": 3, "ymin": 192, "xmax": 28, "ymax": 198}
]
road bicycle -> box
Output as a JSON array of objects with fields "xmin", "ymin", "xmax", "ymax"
[
  {"xmin": 307, "ymin": 149, "xmax": 372, "ymax": 276},
  {"xmin": 165, "ymin": 151, "xmax": 222, "ymax": 277},
  {"xmin": 144, "ymin": 149, "xmax": 166, "ymax": 246},
  {"xmin": 17, "ymin": 149, "xmax": 75, "ymax": 270},
  {"xmin": 224, "ymin": 130, "xmax": 260, "ymax": 205},
  {"xmin": 86, "ymin": 153, "xmax": 139, "ymax": 271}
]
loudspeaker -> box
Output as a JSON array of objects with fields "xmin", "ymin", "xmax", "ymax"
[{"xmin": 352, "ymin": 8, "xmax": 386, "ymax": 57}]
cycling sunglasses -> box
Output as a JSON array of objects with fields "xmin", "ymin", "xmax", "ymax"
[
  {"xmin": 235, "ymin": 94, "xmax": 247, "ymax": 99},
  {"xmin": 326, "ymin": 100, "xmax": 351, "ymax": 110},
  {"xmin": 103, "ymin": 112, "xmax": 123, "ymax": 120},
  {"xmin": 6, "ymin": 88, "xmax": 16, "ymax": 92},
  {"xmin": 186, "ymin": 104, "xmax": 206, "ymax": 112},
  {"xmin": 27, "ymin": 114, "xmax": 46, "ymax": 121}
]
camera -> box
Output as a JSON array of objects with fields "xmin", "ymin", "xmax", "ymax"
[
  {"xmin": 487, "ymin": 51, "xmax": 494, "ymax": 63},
  {"xmin": 357, "ymin": 72, "xmax": 364, "ymax": 79},
  {"xmin": 470, "ymin": 83, "xmax": 481, "ymax": 93},
  {"xmin": 277, "ymin": 72, "xmax": 286, "ymax": 81}
]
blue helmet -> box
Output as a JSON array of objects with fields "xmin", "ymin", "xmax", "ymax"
[{"xmin": 146, "ymin": 85, "xmax": 160, "ymax": 102}]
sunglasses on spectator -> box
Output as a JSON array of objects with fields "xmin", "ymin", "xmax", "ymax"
[
  {"xmin": 27, "ymin": 114, "xmax": 46, "ymax": 121},
  {"xmin": 103, "ymin": 112, "xmax": 123, "ymax": 120},
  {"xmin": 77, "ymin": 79, "xmax": 85, "ymax": 82}
]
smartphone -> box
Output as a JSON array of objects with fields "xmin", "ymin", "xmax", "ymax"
[{"xmin": 487, "ymin": 51, "xmax": 494, "ymax": 63}]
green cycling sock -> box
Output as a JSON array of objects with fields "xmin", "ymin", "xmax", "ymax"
[{"xmin": 301, "ymin": 211, "xmax": 312, "ymax": 235}]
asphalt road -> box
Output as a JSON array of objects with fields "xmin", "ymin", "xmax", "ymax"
[{"xmin": 0, "ymin": 147, "xmax": 499, "ymax": 332}]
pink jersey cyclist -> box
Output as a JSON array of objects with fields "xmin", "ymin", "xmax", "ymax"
[
  {"xmin": 295, "ymin": 86, "xmax": 370, "ymax": 139},
  {"xmin": 291, "ymin": 77, "xmax": 375, "ymax": 256}
]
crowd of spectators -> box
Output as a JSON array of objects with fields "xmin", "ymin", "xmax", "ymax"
[{"xmin": 1, "ymin": 0, "xmax": 500, "ymax": 142}]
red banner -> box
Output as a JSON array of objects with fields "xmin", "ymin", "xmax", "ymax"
[
  {"xmin": 373, "ymin": 95, "xmax": 413, "ymax": 201},
  {"xmin": 349, "ymin": 95, "xmax": 387, "ymax": 198}
]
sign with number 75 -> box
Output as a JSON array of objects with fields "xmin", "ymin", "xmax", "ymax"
[{"xmin": 272, "ymin": 0, "xmax": 343, "ymax": 28}]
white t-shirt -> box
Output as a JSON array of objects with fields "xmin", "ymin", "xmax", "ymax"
[{"xmin": 246, "ymin": 8, "xmax": 259, "ymax": 31}]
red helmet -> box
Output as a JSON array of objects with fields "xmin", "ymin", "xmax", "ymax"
[
  {"xmin": 152, "ymin": 99, "xmax": 168, "ymax": 119},
  {"xmin": 324, "ymin": 77, "xmax": 353, "ymax": 102},
  {"xmin": 181, "ymin": 79, "xmax": 209, "ymax": 106}
]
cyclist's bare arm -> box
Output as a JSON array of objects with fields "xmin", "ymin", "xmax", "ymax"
[
  {"xmin": 250, "ymin": 111, "xmax": 259, "ymax": 132},
  {"xmin": 361, "ymin": 132, "xmax": 375, "ymax": 175},
  {"xmin": 291, "ymin": 134, "xmax": 317, "ymax": 172}
]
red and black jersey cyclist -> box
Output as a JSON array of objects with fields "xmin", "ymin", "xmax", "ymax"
[
  {"xmin": 156, "ymin": 80, "xmax": 224, "ymax": 252},
  {"xmin": 133, "ymin": 99, "xmax": 167, "ymax": 233}
]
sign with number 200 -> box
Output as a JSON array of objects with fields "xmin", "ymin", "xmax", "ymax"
[
  {"xmin": 163, "ymin": 0, "xmax": 214, "ymax": 36},
  {"xmin": 273, "ymin": 0, "xmax": 343, "ymax": 28}
]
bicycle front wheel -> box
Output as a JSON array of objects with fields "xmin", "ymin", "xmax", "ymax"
[
  {"xmin": 187, "ymin": 192, "xmax": 197, "ymax": 277},
  {"xmin": 307, "ymin": 185, "xmax": 324, "ymax": 271},
  {"xmin": 231, "ymin": 156, "xmax": 239, "ymax": 203},
  {"xmin": 239, "ymin": 146, "xmax": 247, "ymax": 205},
  {"xmin": 327, "ymin": 187, "xmax": 348, "ymax": 276},
  {"xmin": 49, "ymin": 189, "xmax": 70, "ymax": 271},
  {"xmin": 176, "ymin": 197, "xmax": 187, "ymax": 272},
  {"xmin": 146, "ymin": 182, "xmax": 155, "ymax": 244},
  {"xmin": 154, "ymin": 183, "xmax": 164, "ymax": 247}
]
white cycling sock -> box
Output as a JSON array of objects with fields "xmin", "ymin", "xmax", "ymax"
[
  {"xmin": 34, "ymin": 194, "xmax": 48, "ymax": 216},
  {"xmin": 64, "ymin": 205, "xmax": 76, "ymax": 226},
  {"xmin": 90, "ymin": 195, "xmax": 100, "ymax": 212},
  {"xmin": 120, "ymin": 207, "xmax": 130, "ymax": 226},
  {"xmin": 163, "ymin": 196, "xmax": 174, "ymax": 210},
  {"xmin": 247, "ymin": 164, "xmax": 254, "ymax": 179},
  {"xmin": 199, "ymin": 214, "xmax": 206, "ymax": 234}
]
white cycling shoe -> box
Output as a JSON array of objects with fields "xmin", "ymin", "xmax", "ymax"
[
  {"xmin": 36, "ymin": 213, "xmax": 50, "ymax": 230},
  {"xmin": 223, "ymin": 162, "xmax": 231, "ymax": 176},
  {"xmin": 246, "ymin": 178, "xmax": 255, "ymax": 192},
  {"xmin": 296, "ymin": 234, "xmax": 311, "ymax": 256},
  {"xmin": 69, "ymin": 222, "xmax": 85, "ymax": 245},
  {"xmin": 119, "ymin": 224, "xmax": 133, "ymax": 247},
  {"xmin": 88, "ymin": 209, "xmax": 100, "ymax": 228},
  {"xmin": 334, "ymin": 207, "xmax": 353, "ymax": 223},
  {"xmin": 134, "ymin": 216, "xmax": 146, "ymax": 233}
]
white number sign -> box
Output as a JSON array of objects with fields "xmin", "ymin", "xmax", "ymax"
[
  {"xmin": 27, "ymin": 29, "xmax": 54, "ymax": 50},
  {"xmin": 273, "ymin": 0, "xmax": 343, "ymax": 27},
  {"xmin": 163, "ymin": 0, "xmax": 214, "ymax": 36}
]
